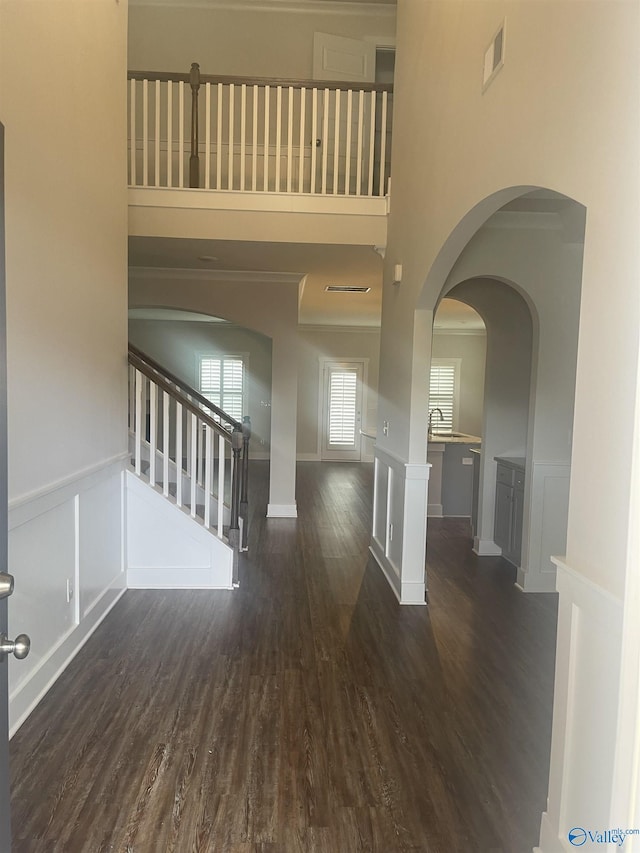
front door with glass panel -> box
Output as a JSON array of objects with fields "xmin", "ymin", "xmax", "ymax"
[{"xmin": 322, "ymin": 361, "xmax": 363, "ymax": 461}]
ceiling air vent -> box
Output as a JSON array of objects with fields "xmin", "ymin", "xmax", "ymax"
[
  {"xmin": 483, "ymin": 20, "xmax": 506, "ymax": 91},
  {"xmin": 325, "ymin": 285, "xmax": 371, "ymax": 293}
]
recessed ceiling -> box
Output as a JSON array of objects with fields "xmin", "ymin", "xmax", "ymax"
[{"xmin": 129, "ymin": 236, "xmax": 384, "ymax": 327}]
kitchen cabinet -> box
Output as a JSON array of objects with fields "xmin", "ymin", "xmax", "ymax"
[{"xmin": 493, "ymin": 457, "xmax": 525, "ymax": 566}]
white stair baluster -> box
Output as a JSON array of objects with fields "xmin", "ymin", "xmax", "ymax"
[
  {"xmin": 345, "ymin": 89, "xmax": 353, "ymax": 196},
  {"xmin": 135, "ymin": 369, "xmax": 143, "ymax": 476},
  {"xmin": 190, "ymin": 413, "xmax": 197, "ymax": 518},
  {"xmin": 163, "ymin": 390, "xmax": 170, "ymax": 497},
  {"xmin": 379, "ymin": 90, "xmax": 388, "ymax": 198},
  {"xmin": 178, "ymin": 81, "xmax": 185, "ymax": 188},
  {"xmin": 154, "ymin": 80, "xmax": 161, "ymax": 187},
  {"xmin": 167, "ymin": 82, "xmax": 173, "ymax": 187},
  {"xmin": 333, "ymin": 88, "xmax": 340, "ymax": 195},
  {"xmin": 204, "ymin": 425, "xmax": 212, "ymax": 529},
  {"xmin": 205, "ymin": 82, "xmax": 211, "ymax": 189},
  {"xmin": 218, "ymin": 434, "xmax": 225, "ymax": 537},
  {"xmin": 129, "ymin": 79, "xmax": 136, "ymax": 185},
  {"xmin": 175, "ymin": 401, "xmax": 183, "ymax": 508},
  {"xmin": 356, "ymin": 91, "xmax": 364, "ymax": 196},
  {"xmin": 298, "ymin": 88, "xmax": 306, "ymax": 192},
  {"xmin": 149, "ymin": 381, "xmax": 157, "ymax": 486},
  {"xmin": 142, "ymin": 79, "xmax": 149, "ymax": 187}
]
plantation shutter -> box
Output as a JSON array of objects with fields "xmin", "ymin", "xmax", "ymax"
[
  {"xmin": 429, "ymin": 363, "xmax": 456, "ymax": 432},
  {"xmin": 199, "ymin": 356, "xmax": 244, "ymax": 420},
  {"xmin": 328, "ymin": 369, "xmax": 358, "ymax": 446}
]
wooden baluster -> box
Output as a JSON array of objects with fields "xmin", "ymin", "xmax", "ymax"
[
  {"xmin": 228, "ymin": 83, "xmax": 235, "ymax": 190},
  {"xmin": 135, "ymin": 370, "xmax": 143, "ymax": 476},
  {"xmin": 252, "ymin": 85, "xmax": 258, "ymax": 191},
  {"xmin": 298, "ymin": 87, "xmax": 306, "ymax": 192},
  {"xmin": 310, "ymin": 88, "xmax": 318, "ymax": 194},
  {"xmin": 216, "ymin": 82, "xmax": 223, "ymax": 190},
  {"xmin": 162, "ymin": 391, "xmax": 170, "ymax": 497},
  {"xmin": 204, "ymin": 82, "xmax": 211, "ymax": 189},
  {"xmin": 149, "ymin": 381, "xmax": 157, "ymax": 486},
  {"xmin": 321, "ymin": 88, "xmax": 329, "ymax": 194},
  {"xmin": 275, "ymin": 86, "xmax": 282, "ymax": 192},
  {"xmin": 178, "ymin": 81, "xmax": 185, "ymax": 188},
  {"xmin": 240, "ymin": 84, "xmax": 247, "ymax": 191},
  {"xmin": 204, "ymin": 425, "xmax": 212, "ymax": 529},
  {"xmin": 368, "ymin": 90, "xmax": 376, "ymax": 197},
  {"xmin": 217, "ymin": 434, "xmax": 225, "ymax": 538},
  {"xmin": 189, "ymin": 62, "xmax": 201, "ymax": 188},
  {"xmin": 190, "ymin": 413, "xmax": 197, "ymax": 518},
  {"xmin": 286, "ymin": 86, "xmax": 294, "ymax": 193},
  {"xmin": 333, "ymin": 88, "xmax": 340, "ymax": 195},
  {"xmin": 356, "ymin": 90, "xmax": 364, "ymax": 196},
  {"xmin": 345, "ymin": 89, "xmax": 353, "ymax": 196},
  {"xmin": 129, "ymin": 79, "xmax": 136, "ymax": 186},
  {"xmin": 240, "ymin": 416, "xmax": 251, "ymax": 551},
  {"xmin": 175, "ymin": 401, "xmax": 183, "ymax": 508},
  {"xmin": 379, "ymin": 90, "xmax": 388, "ymax": 197}
]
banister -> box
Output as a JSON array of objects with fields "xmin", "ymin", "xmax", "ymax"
[
  {"xmin": 128, "ymin": 349, "xmax": 234, "ymax": 443},
  {"xmin": 127, "ymin": 69, "xmax": 394, "ymax": 94},
  {"xmin": 128, "ymin": 344, "xmax": 241, "ymax": 431}
]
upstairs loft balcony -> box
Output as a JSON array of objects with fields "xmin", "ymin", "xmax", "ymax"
[{"xmin": 127, "ymin": 65, "xmax": 392, "ymax": 249}]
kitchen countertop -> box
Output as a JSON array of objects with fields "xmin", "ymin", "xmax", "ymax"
[{"xmin": 428, "ymin": 432, "xmax": 482, "ymax": 445}]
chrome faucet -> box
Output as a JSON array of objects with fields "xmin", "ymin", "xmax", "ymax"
[{"xmin": 428, "ymin": 408, "xmax": 444, "ymax": 434}]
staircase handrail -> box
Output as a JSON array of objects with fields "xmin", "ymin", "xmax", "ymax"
[
  {"xmin": 129, "ymin": 344, "xmax": 241, "ymax": 433},
  {"xmin": 127, "ymin": 68, "xmax": 393, "ymax": 94}
]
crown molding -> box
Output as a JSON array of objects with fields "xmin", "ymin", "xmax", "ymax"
[
  {"xmin": 129, "ymin": 0, "xmax": 396, "ymax": 17},
  {"xmin": 433, "ymin": 327, "xmax": 486, "ymax": 336},
  {"xmin": 298, "ymin": 323, "xmax": 380, "ymax": 334},
  {"xmin": 129, "ymin": 266, "xmax": 303, "ymax": 285}
]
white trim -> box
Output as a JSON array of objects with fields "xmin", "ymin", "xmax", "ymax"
[
  {"xmin": 433, "ymin": 327, "xmax": 486, "ymax": 336},
  {"xmin": 299, "ymin": 323, "xmax": 380, "ymax": 334},
  {"xmin": 128, "ymin": 187, "xmax": 388, "ymax": 217},
  {"xmin": 297, "ymin": 452, "xmax": 321, "ymax": 462},
  {"xmin": 266, "ymin": 503, "xmax": 298, "ymax": 517},
  {"xmin": 129, "ymin": 265, "xmax": 302, "ymax": 286},
  {"xmin": 129, "ymin": 0, "xmax": 396, "ymax": 16},
  {"xmin": 10, "ymin": 578, "xmax": 126, "ymax": 738},
  {"xmin": 472, "ymin": 537, "xmax": 502, "ymax": 556},
  {"xmin": 9, "ymin": 452, "xmax": 129, "ymax": 524}
]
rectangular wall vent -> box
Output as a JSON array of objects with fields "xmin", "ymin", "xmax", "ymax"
[
  {"xmin": 325, "ymin": 285, "xmax": 371, "ymax": 293},
  {"xmin": 483, "ymin": 19, "xmax": 506, "ymax": 91}
]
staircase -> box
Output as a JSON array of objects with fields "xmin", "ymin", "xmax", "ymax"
[{"xmin": 127, "ymin": 344, "xmax": 250, "ymax": 589}]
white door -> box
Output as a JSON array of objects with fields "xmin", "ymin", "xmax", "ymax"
[
  {"xmin": 322, "ymin": 362, "xmax": 364, "ymax": 462},
  {"xmin": 312, "ymin": 33, "xmax": 376, "ymax": 83}
]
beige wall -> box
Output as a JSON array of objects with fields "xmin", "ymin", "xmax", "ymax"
[
  {"xmin": 128, "ymin": 5, "xmax": 395, "ymax": 78},
  {"xmin": 431, "ymin": 332, "xmax": 486, "ymax": 438},
  {"xmin": 297, "ymin": 325, "xmax": 380, "ymax": 458},
  {"xmin": 0, "ymin": 0, "xmax": 129, "ymax": 500},
  {"xmin": 382, "ymin": 0, "xmax": 640, "ymax": 598}
]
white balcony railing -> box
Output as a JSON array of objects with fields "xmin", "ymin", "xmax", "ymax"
[{"xmin": 128, "ymin": 64, "xmax": 393, "ymax": 198}]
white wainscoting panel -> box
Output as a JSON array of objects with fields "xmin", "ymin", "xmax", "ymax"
[
  {"xmin": 519, "ymin": 463, "xmax": 570, "ymax": 593},
  {"xmin": 126, "ymin": 471, "xmax": 233, "ymax": 588},
  {"xmin": 535, "ymin": 558, "xmax": 624, "ymax": 853},
  {"xmin": 8, "ymin": 454, "xmax": 128, "ymax": 736},
  {"xmin": 370, "ymin": 447, "xmax": 429, "ymax": 605}
]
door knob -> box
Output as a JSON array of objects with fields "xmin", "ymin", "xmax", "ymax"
[
  {"xmin": 0, "ymin": 572, "xmax": 14, "ymax": 600},
  {"xmin": 0, "ymin": 633, "xmax": 31, "ymax": 661}
]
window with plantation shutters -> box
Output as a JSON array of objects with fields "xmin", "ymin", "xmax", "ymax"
[
  {"xmin": 199, "ymin": 355, "xmax": 245, "ymax": 421},
  {"xmin": 328, "ymin": 369, "xmax": 358, "ymax": 446},
  {"xmin": 429, "ymin": 360, "xmax": 460, "ymax": 433}
]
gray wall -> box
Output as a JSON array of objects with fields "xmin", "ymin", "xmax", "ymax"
[{"xmin": 431, "ymin": 332, "xmax": 486, "ymax": 437}]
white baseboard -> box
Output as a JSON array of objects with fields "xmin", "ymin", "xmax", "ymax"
[
  {"xmin": 516, "ymin": 565, "xmax": 558, "ymax": 593},
  {"xmin": 427, "ymin": 503, "xmax": 443, "ymax": 517},
  {"xmin": 127, "ymin": 567, "xmax": 233, "ymax": 590},
  {"xmin": 296, "ymin": 453, "xmax": 321, "ymax": 462},
  {"xmin": 9, "ymin": 578, "xmax": 126, "ymax": 737},
  {"xmin": 266, "ymin": 503, "xmax": 298, "ymax": 518},
  {"xmin": 473, "ymin": 537, "xmax": 502, "ymax": 556}
]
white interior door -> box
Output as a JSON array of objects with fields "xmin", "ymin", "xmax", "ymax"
[
  {"xmin": 312, "ymin": 33, "xmax": 376, "ymax": 83},
  {"xmin": 322, "ymin": 362, "xmax": 363, "ymax": 462}
]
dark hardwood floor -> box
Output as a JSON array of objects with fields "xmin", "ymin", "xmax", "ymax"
[{"xmin": 10, "ymin": 462, "xmax": 558, "ymax": 853}]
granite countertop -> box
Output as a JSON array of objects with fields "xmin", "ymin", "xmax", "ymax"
[
  {"xmin": 428, "ymin": 432, "xmax": 482, "ymax": 445},
  {"xmin": 494, "ymin": 455, "xmax": 526, "ymax": 471}
]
